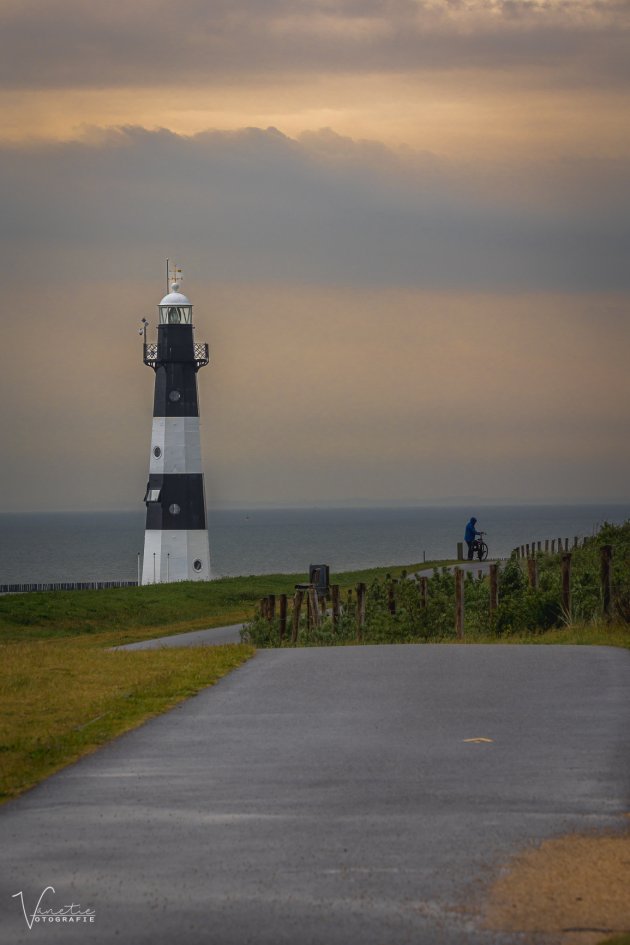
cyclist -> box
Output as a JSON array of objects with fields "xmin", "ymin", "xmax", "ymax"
[{"xmin": 464, "ymin": 517, "xmax": 482, "ymax": 560}]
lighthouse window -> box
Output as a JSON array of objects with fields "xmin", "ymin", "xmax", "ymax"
[
  {"xmin": 146, "ymin": 488, "xmax": 161, "ymax": 502},
  {"xmin": 169, "ymin": 503, "xmax": 181, "ymax": 515},
  {"xmin": 167, "ymin": 306, "xmax": 181, "ymax": 324},
  {"xmin": 193, "ymin": 559, "xmax": 203, "ymax": 572},
  {"xmin": 153, "ymin": 446, "xmax": 162, "ymax": 458},
  {"xmin": 169, "ymin": 390, "xmax": 181, "ymax": 402}
]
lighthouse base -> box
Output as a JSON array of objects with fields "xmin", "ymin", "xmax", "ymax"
[{"xmin": 141, "ymin": 530, "xmax": 210, "ymax": 584}]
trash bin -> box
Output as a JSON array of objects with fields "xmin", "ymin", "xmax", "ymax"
[{"xmin": 309, "ymin": 564, "xmax": 330, "ymax": 596}]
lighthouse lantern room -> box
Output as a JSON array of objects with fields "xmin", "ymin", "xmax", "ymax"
[{"xmin": 140, "ymin": 266, "xmax": 210, "ymax": 584}]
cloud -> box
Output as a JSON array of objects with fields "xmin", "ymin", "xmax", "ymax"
[
  {"xmin": 0, "ymin": 0, "xmax": 628, "ymax": 90},
  {"xmin": 1, "ymin": 125, "xmax": 628, "ymax": 292}
]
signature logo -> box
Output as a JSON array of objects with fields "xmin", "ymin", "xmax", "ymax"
[{"xmin": 12, "ymin": 887, "xmax": 96, "ymax": 929}]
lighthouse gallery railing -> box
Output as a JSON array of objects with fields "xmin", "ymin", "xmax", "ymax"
[{"xmin": 143, "ymin": 342, "xmax": 209, "ymax": 370}]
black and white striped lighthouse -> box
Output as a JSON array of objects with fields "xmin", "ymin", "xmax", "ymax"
[{"xmin": 140, "ymin": 270, "xmax": 210, "ymax": 584}]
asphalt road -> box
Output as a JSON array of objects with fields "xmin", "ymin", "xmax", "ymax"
[
  {"xmin": 115, "ymin": 623, "xmax": 245, "ymax": 649},
  {"xmin": 1, "ymin": 644, "xmax": 629, "ymax": 944},
  {"xmin": 414, "ymin": 562, "xmax": 497, "ymax": 579}
]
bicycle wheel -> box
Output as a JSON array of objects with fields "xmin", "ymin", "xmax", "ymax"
[{"xmin": 477, "ymin": 542, "xmax": 489, "ymax": 561}]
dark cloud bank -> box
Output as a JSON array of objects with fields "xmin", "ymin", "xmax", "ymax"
[
  {"xmin": 2, "ymin": 126, "xmax": 628, "ymax": 292},
  {"xmin": 0, "ymin": 0, "xmax": 628, "ymax": 88}
]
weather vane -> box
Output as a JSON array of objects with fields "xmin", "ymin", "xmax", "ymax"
[{"xmin": 166, "ymin": 258, "xmax": 183, "ymax": 292}]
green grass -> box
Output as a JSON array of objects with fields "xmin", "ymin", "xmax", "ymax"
[
  {"xmin": 0, "ymin": 561, "xmax": 446, "ymax": 646},
  {"xmin": 463, "ymin": 623, "xmax": 630, "ymax": 649},
  {"xmin": 0, "ymin": 575, "xmax": 293, "ymax": 644}
]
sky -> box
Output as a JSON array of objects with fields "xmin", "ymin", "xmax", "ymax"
[{"xmin": 1, "ymin": 0, "xmax": 629, "ymax": 512}]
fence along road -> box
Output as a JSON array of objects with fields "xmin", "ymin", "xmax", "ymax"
[{"xmin": 1, "ymin": 643, "xmax": 629, "ymax": 944}]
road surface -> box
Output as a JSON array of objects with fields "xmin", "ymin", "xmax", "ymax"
[{"xmin": 1, "ymin": 644, "xmax": 628, "ymax": 944}]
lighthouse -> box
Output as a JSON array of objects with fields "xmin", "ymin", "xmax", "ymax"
[{"xmin": 140, "ymin": 269, "xmax": 210, "ymax": 584}]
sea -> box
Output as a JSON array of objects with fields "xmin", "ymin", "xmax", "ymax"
[{"xmin": 0, "ymin": 504, "xmax": 628, "ymax": 585}]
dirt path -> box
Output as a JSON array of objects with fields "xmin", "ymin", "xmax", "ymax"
[{"xmin": 481, "ymin": 827, "xmax": 630, "ymax": 945}]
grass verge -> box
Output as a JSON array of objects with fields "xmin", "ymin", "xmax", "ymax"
[
  {"xmin": 0, "ymin": 638, "xmax": 254, "ymax": 804},
  {"xmin": 459, "ymin": 623, "xmax": 630, "ymax": 649},
  {"xmin": 0, "ymin": 562, "xmax": 443, "ymax": 645}
]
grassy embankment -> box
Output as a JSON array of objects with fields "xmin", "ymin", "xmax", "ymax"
[{"xmin": 0, "ymin": 560, "xmax": 436, "ymax": 802}]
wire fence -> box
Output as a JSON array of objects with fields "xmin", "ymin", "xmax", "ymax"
[{"xmin": 0, "ymin": 581, "xmax": 138, "ymax": 594}]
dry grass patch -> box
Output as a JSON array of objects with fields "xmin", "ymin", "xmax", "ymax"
[
  {"xmin": 482, "ymin": 830, "xmax": 630, "ymax": 945},
  {"xmin": 0, "ymin": 638, "xmax": 254, "ymax": 803}
]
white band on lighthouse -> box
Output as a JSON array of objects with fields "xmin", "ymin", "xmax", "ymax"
[
  {"xmin": 149, "ymin": 417, "xmax": 203, "ymax": 475},
  {"xmin": 141, "ymin": 530, "xmax": 209, "ymax": 584}
]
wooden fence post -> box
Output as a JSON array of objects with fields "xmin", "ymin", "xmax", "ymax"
[
  {"xmin": 420, "ymin": 576, "xmax": 428, "ymax": 608},
  {"xmin": 558, "ymin": 537, "xmax": 562, "ymax": 552},
  {"xmin": 600, "ymin": 545, "xmax": 613, "ymax": 620},
  {"xmin": 489, "ymin": 563, "xmax": 499, "ymax": 615},
  {"xmin": 356, "ymin": 583, "xmax": 366, "ymax": 641},
  {"xmin": 457, "ymin": 542, "xmax": 464, "ymax": 561},
  {"xmin": 308, "ymin": 587, "xmax": 320, "ymax": 628},
  {"xmin": 291, "ymin": 590, "xmax": 304, "ymax": 643},
  {"xmin": 537, "ymin": 541, "xmax": 542, "ymax": 552},
  {"xmin": 455, "ymin": 567, "xmax": 464, "ymax": 640},
  {"xmin": 527, "ymin": 557, "xmax": 538, "ymax": 589},
  {"xmin": 564, "ymin": 538, "xmax": 569, "ymax": 552},
  {"xmin": 561, "ymin": 553, "xmax": 572, "ymax": 621},
  {"xmin": 260, "ymin": 597, "xmax": 267, "ymax": 618},
  {"xmin": 331, "ymin": 584, "xmax": 340, "ymax": 630},
  {"xmin": 279, "ymin": 594, "xmax": 287, "ymax": 641},
  {"xmin": 521, "ymin": 545, "xmax": 525, "ymax": 557},
  {"xmin": 268, "ymin": 594, "xmax": 276, "ymax": 622},
  {"xmin": 526, "ymin": 543, "xmax": 530, "ymax": 557},
  {"xmin": 545, "ymin": 539, "xmax": 549, "ymax": 553}
]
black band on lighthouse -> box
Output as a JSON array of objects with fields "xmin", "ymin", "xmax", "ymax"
[
  {"xmin": 144, "ymin": 473, "xmax": 207, "ymax": 530},
  {"xmin": 153, "ymin": 363, "xmax": 200, "ymax": 418},
  {"xmin": 152, "ymin": 323, "xmax": 200, "ymax": 418}
]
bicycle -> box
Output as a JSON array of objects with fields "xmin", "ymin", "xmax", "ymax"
[{"xmin": 470, "ymin": 532, "xmax": 489, "ymax": 561}]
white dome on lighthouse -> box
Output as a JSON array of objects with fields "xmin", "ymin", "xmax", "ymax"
[
  {"xmin": 158, "ymin": 282, "xmax": 193, "ymax": 324},
  {"xmin": 160, "ymin": 282, "xmax": 191, "ymax": 306}
]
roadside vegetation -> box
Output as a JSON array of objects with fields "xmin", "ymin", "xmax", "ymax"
[
  {"xmin": 242, "ymin": 521, "xmax": 630, "ymax": 649},
  {"xmin": 0, "ymin": 561, "xmax": 438, "ymax": 645}
]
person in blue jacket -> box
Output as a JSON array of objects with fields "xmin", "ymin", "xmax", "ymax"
[{"xmin": 465, "ymin": 517, "xmax": 481, "ymax": 560}]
